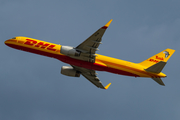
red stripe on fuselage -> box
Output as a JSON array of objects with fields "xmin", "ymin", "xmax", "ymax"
[{"xmin": 5, "ymin": 43, "xmax": 139, "ymax": 77}]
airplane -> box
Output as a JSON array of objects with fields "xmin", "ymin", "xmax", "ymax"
[{"xmin": 4, "ymin": 19, "xmax": 175, "ymax": 89}]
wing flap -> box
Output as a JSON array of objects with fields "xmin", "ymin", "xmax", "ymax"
[
  {"xmin": 72, "ymin": 65, "xmax": 111, "ymax": 89},
  {"xmin": 81, "ymin": 73, "xmax": 105, "ymax": 89}
]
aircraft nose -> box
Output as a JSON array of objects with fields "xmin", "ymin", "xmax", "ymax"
[
  {"xmin": 4, "ymin": 39, "xmax": 10, "ymax": 45},
  {"xmin": 4, "ymin": 40, "xmax": 9, "ymax": 45},
  {"xmin": 4, "ymin": 38, "xmax": 17, "ymax": 48}
]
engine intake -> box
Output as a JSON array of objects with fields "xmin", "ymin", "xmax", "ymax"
[
  {"xmin": 60, "ymin": 46, "xmax": 80, "ymax": 56},
  {"xmin": 61, "ymin": 66, "xmax": 80, "ymax": 77}
]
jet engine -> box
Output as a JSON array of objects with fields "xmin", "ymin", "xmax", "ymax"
[
  {"xmin": 61, "ymin": 66, "xmax": 80, "ymax": 77},
  {"xmin": 60, "ymin": 46, "xmax": 80, "ymax": 56}
]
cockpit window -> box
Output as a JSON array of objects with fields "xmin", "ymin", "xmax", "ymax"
[{"xmin": 11, "ymin": 37, "xmax": 16, "ymax": 39}]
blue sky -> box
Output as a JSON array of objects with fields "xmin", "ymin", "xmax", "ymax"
[{"xmin": 1, "ymin": 0, "xmax": 180, "ymax": 120}]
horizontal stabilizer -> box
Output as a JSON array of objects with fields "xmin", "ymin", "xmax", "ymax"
[
  {"xmin": 152, "ymin": 78, "xmax": 165, "ymax": 86},
  {"xmin": 145, "ymin": 61, "xmax": 166, "ymax": 73}
]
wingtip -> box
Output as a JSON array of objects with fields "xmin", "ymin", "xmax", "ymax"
[
  {"xmin": 105, "ymin": 19, "xmax": 113, "ymax": 27},
  {"xmin": 102, "ymin": 19, "xmax": 113, "ymax": 29},
  {"xmin": 104, "ymin": 83, "xmax": 111, "ymax": 89}
]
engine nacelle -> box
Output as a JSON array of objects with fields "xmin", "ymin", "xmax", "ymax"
[
  {"xmin": 61, "ymin": 66, "xmax": 80, "ymax": 77},
  {"xmin": 60, "ymin": 46, "xmax": 80, "ymax": 56}
]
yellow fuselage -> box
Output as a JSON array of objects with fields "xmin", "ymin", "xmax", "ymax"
[{"xmin": 5, "ymin": 36, "xmax": 166, "ymax": 78}]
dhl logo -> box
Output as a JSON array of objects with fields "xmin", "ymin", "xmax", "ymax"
[
  {"xmin": 148, "ymin": 56, "xmax": 164, "ymax": 63},
  {"xmin": 156, "ymin": 56, "xmax": 164, "ymax": 60},
  {"xmin": 149, "ymin": 59, "xmax": 159, "ymax": 63},
  {"xmin": 24, "ymin": 39, "xmax": 57, "ymax": 51}
]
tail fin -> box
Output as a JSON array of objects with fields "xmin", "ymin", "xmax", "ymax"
[
  {"xmin": 139, "ymin": 48, "xmax": 175, "ymax": 68},
  {"xmin": 139, "ymin": 48, "xmax": 175, "ymax": 86}
]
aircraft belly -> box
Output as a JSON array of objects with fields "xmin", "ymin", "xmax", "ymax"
[
  {"xmin": 60, "ymin": 56, "xmax": 107, "ymax": 71},
  {"xmin": 60, "ymin": 56, "xmax": 140, "ymax": 77}
]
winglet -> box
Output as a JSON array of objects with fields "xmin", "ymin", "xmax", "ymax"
[
  {"xmin": 102, "ymin": 19, "xmax": 113, "ymax": 29},
  {"xmin": 104, "ymin": 83, "xmax": 111, "ymax": 89}
]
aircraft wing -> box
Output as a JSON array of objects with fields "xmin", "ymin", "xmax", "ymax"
[
  {"xmin": 72, "ymin": 65, "xmax": 111, "ymax": 89},
  {"xmin": 75, "ymin": 19, "xmax": 112, "ymax": 62}
]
